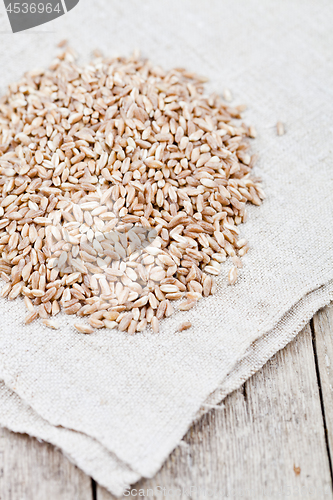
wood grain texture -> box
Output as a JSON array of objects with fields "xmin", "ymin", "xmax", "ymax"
[
  {"xmin": 97, "ymin": 323, "xmax": 333, "ymax": 500},
  {"xmin": 313, "ymin": 303, "xmax": 333, "ymax": 470},
  {"xmin": 0, "ymin": 427, "xmax": 92, "ymax": 500}
]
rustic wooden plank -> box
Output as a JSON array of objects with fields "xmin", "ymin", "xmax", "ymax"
[
  {"xmin": 313, "ymin": 303, "xmax": 333, "ymax": 470},
  {"xmin": 0, "ymin": 427, "xmax": 92, "ymax": 500},
  {"xmin": 97, "ymin": 323, "xmax": 333, "ymax": 499}
]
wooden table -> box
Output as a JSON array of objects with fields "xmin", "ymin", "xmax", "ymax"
[{"xmin": 0, "ymin": 304, "xmax": 332, "ymax": 500}]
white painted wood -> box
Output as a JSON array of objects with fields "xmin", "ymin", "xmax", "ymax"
[{"xmin": 0, "ymin": 426, "xmax": 92, "ymax": 500}]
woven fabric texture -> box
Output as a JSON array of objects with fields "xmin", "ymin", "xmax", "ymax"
[{"xmin": 0, "ymin": 0, "xmax": 332, "ymax": 495}]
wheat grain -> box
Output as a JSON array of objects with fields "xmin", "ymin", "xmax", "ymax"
[
  {"xmin": 74, "ymin": 323, "xmax": 94, "ymax": 334},
  {"xmin": 0, "ymin": 47, "xmax": 264, "ymax": 334},
  {"xmin": 223, "ymin": 88, "xmax": 233, "ymax": 102},
  {"xmin": 104, "ymin": 320, "xmax": 118, "ymax": 330},
  {"xmin": 277, "ymin": 121, "xmax": 285, "ymax": 136},
  {"xmin": 151, "ymin": 316, "xmax": 159, "ymax": 333},
  {"xmin": 25, "ymin": 310, "xmax": 38, "ymax": 324},
  {"xmin": 178, "ymin": 300, "xmax": 196, "ymax": 311},
  {"xmin": 228, "ymin": 266, "xmax": 238, "ymax": 285},
  {"xmin": 178, "ymin": 321, "xmax": 192, "ymax": 332},
  {"xmin": 42, "ymin": 319, "xmax": 59, "ymax": 330}
]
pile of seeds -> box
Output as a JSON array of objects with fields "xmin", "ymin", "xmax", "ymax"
[{"xmin": 0, "ymin": 48, "xmax": 265, "ymax": 334}]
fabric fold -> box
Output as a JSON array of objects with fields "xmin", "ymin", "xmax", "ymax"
[{"xmin": 0, "ymin": 282, "xmax": 332, "ymax": 496}]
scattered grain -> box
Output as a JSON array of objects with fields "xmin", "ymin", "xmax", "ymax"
[
  {"xmin": 276, "ymin": 121, "xmax": 285, "ymax": 136},
  {"xmin": 0, "ymin": 47, "xmax": 264, "ymax": 334},
  {"xmin": 178, "ymin": 321, "xmax": 192, "ymax": 332}
]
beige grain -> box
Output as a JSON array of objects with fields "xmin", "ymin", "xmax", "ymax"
[
  {"xmin": 0, "ymin": 47, "xmax": 264, "ymax": 334},
  {"xmin": 151, "ymin": 316, "xmax": 159, "ymax": 333},
  {"xmin": 228, "ymin": 266, "xmax": 238, "ymax": 285},
  {"xmin": 42, "ymin": 319, "xmax": 59, "ymax": 330},
  {"xmin": 178, "ymin": 321, "xmax": 192, "ymax": 332},
  {"xmin": 277, "ymin": 121, "xmax": 285, "ymax": 136},
  {"xmin": 178, "ymin": 300, "xmax": 196, "ymax": 311},
  {"xmin": 24, "ymin": 310, "xmax": 38, "ymax": 324},
  {"xmin": 74, "ymin": 323, "xmax": 94, "ymax": 334}
]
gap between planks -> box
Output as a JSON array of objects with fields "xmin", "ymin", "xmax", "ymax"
[{"xmin": 312, "ymin": 304, "xmax": 333, "ymax": 478}]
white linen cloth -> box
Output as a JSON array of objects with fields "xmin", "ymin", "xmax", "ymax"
[{"xmin": 0, "ymin": 0, "xmax": 332, "ymax": 495}]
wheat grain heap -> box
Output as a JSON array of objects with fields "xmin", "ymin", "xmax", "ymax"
[{"xmin": 0, "ymin": 48, "xmax": 265, "ymax": 334}]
